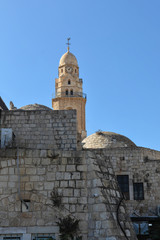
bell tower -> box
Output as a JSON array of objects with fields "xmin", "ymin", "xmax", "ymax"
[{"xmin": 52, "ymin": 40, "xmax": 87, "ymax": 139}]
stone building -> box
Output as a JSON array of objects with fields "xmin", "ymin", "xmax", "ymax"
[
  {"xmin": 52, "ymin": 45, "xmax": 87, "ymax": 140},
  {"xmin": 0, "ymin": 45, "xmax": 159, "ymax": 240}
]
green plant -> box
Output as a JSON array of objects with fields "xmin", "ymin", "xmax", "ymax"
[
  {"xmin": 50, "ymin": 188, "xmax": 62, "ymax": 208},
  {"xmin": 56, "ymin": 216, "xmax": 81, "ymax": 240}
]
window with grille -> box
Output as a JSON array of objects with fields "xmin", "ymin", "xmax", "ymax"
[
  {"xmin": 32, "ymin": 234, "xmax": 55, "ymax": 240},
  {"xmin": 117, "ymin": 175, "xmax": 130, "ymax": 200},
  {"xmin": 133, "ymin": 183, "xmax": 144, "ymax": 200},
  {"xmin": 1, "ymin": 234, "xmax": 22, "ymax": 240}
]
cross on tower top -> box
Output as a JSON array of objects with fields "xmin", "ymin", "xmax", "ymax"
[{"xmin": 66, "ymin": 37, "xmax": 71, "ymax": 52}]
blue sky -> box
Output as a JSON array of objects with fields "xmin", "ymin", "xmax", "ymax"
[{"xmin": 0, "ymin": 0, "xmax": 160, "ymax": 150}]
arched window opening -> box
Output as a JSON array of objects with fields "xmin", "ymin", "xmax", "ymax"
[
  {"xmin": 70, "ymin": 90, "xmax": 73, "ymax": 95},
  {"xmin": 68, "ymin": 80, "xmax": 71, "ymax": 85},
  {"xmin": 61, "ymin": 69, "xmax": 63, "ymax": 73},
  {"xmin": 75, "ymin": 69, "xmax": 77, "ymax": 73},
  {"xmin": 66, "ymin": 90, "xmax": 68, "ymax": 95}
]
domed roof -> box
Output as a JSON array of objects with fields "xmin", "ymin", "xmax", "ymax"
[
  {"xmin": 82, "ymin": 131, "xmax": 136, "ymax": 149},
  {"xmin": 59, "ymin": 50, "xmax": 78, "ymax": 67},
  {"xmin": 20, "ymin": 104, "xmax": 52, "ymax": 111}
]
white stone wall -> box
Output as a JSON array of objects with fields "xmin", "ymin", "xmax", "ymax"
[
  {"xmin": 0, "ymin": 148, "xmax": 137, "ymax": 240},
  {"xmin": 0, "ymin": 110, "xmax": 77, "ymax": 150},
  {"xmin": 101, "ymin": 147, "xmax": 160, "ymax": 217}
]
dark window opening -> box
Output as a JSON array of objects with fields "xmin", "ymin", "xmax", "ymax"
[
  {"xmin": 66, "ymin": 90, "xmax": 68, "ymax": 95},
  {"xmin": 70, "ymin": 90, "xmax": 73, "ymax": 95},
  {"xmin": 75, "ymin": 69, "xmax": 77, "ymax": 73},
  {"xmin": 3, "ymin": 238, "xmax": 21, "ymax": 240},
  {"xmin": 117, "ymin": 175, "xmax": 130, "ymax": 200},
  {"xmin": 133, "ymin": 183, "xmax": 144, "ymax": 200},
  {"xmin": 21, "ymin": 199, "xmax": 30, "ymax": 212},
  {"xmin": 68, "ymin": 80, "xmax": 71, "ymax": 85},
  {"xmin": 61, "ymin": 69, "xmax": 63, "ymax": 73},
  {"xmin": 32, "ymin": 234, "xmax": 56, "ymax": 240}
]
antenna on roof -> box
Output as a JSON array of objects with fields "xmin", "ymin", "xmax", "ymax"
[{"xmin": 66, "ymin": 37, "xmax": 71, "ymax": 52}]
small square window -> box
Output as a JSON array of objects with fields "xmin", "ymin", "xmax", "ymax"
[{"xmin": 133, "ymin": 183, "xmax": 144, "ymax": 200}]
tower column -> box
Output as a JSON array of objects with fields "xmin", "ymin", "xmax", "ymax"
[{"xmin": 52, "ymin": 44, "xmax": 87, "ymax": 139}]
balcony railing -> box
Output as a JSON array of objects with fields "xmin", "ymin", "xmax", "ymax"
[{"xmin": 54, "ymin": 92, "xmax": 87, "ymax": 99}]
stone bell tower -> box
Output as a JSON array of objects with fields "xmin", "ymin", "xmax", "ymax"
[{"xmin": 52, "ymin": 41, "xmax": 87, "ymax": 139}]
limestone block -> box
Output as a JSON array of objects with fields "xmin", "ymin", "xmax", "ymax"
[
  {"xmin": 26, "ymin": 168, "xmax": 36, "ymax": 175},
  {"xmin": 0, "ymin": 168, "xmax": 8, "ymax": 174},
  {"xmin": 44, "ymin": 182, "xmax": 54, "ymax": 190},
  {"xmin": 58, "ymin": 165, "xmax": 65, "ymax": 172},
  {"xmin": 76, "ymin": 180, "xmax": 85, "ymax": 188},
  {"xmin": 61, "ymin": 197, "xmax": 68, "ymax": 203},
  {"xmin": 56, "ymin": 172, "xmax": 64, "ymax": 180},
  {"xmin": 78, "ymin": 197, "xmax": 87, "ymax": 204},
  {"xmin": 72, "ymin": 172, "xmax": 80, "ymax": 179},
  {"xmin": 40, "ymin": 150, "xmax": 47, "ymax": 158},
  {"xmin": 19, "ymin": 168, "xmax": 26, "ymax": 175},
  {"xmin": 25, "ymin": 182, "xmax": 33, "ymax": 191},
  {"xmin": 9, "ymin": 175, "xmax": 18, "ymax": 182},
  {"xmin": 125, "ymin": 229, "xmax": 131, "ymax": 237},
  {"xmin": 64, "ymin": 172, "xmax": 71, "ymax": 180},
  {"xmin": 27, "ymin": 176, "xmax": 38, "ymax": 181},
  {"xmin": 60, "ymin": 181, "xmax": 68, "ymax": 188},
  {"xmin": 37, "ymin": 167, "xmax": 46, "ymax": 175},
  {"xmin": 15, "ymin": 201, "xmax": 21, "ymax": 212},
  {"xmin": 74, "ymin": 189, "xmax": 80, "ymax": 197},
  {"xmin": 80, "ymin": 189, "xmax": 87, "ymax": 196},
  {"xmin": 1, "ymin": 161, "xmax": 7, "ymax": 168},
  {"xmin": 93, "ymin": 204, "xmax": 106, "ymax": 212},
  {"xmin": 66, "ymin": 165, "xmax": 76, "ymax": 172},
  {"xmin": 25, "ymin": 158, "xmax": 32, "ymax": 165},
  {"xmin": 34, "ymin": 182, "xmax": 44, "ymax": 191},
  {"xmin": 68, "ymin": 197, "xmax": 77, "ymax": 204},
  {"xmin": 37, "ymin": 219, "xmax": 45, "ymax": 226},
  {"xmin": 93, "ymin": 178, "xmax": 102, "ymax": 187},
  {"xmin": 9, "ymin": 167, "xmax": 15, "ymax": 174},
  {"xmin": 8, "ymin": 182, "xmax": 16, "ymax": 188},
  {"xmin": 63, "ymin": 189, "xmax": 73, "ymax": 197},
  {"xmin": 77, "ymin": 165, "xmax": 87, "ymax": 171},
  {"xmin": 41, "ymin": 158, "xmax": 51, "ymax": 165},
  {"xmin": 68, "ymin": 180, "xmax": 75, "ymax": 188},
  {"xmin": 69, "ymin": 205, "xmax": 76, "ymax": 212}
]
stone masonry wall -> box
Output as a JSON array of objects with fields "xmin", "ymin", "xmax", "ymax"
[
  {"xmin": 102, "ymin": 147, "xmax": 160, "ymax": 217},
  {"xmin": 0, "ymin": 110, "xmax": 77, "ymax": 150},
  {"xmin": 0, "ymin": 148, "xmax": 137, "ymax": 240}
]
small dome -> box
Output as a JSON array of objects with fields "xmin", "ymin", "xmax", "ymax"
[
  {"xmin": 20, "ymin": 104, "xmax": 52, "ymax": 111},
  {"xmin": 82, "ymin": 131, "xmax": 136, "ymax": 149},
  {"xmin": 59, "ymin": 51, "xmax": 78, "ymax": 67}
]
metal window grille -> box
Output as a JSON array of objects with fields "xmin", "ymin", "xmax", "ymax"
[
  {"xmin": 117, "ymin": 175, "xmax": 130, "ymax": 200},
  {"xmin": 133, "ymin": 183, "xmax": 144, "ymax": 200}
]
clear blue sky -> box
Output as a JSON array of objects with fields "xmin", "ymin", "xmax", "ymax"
[{"xmin": 1, "ymin": 0, "xmax": 160, "ymax": 150}]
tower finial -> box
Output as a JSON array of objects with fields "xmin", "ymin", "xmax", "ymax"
[{"xmin": 66, "ymin": 37, "xmax": 71, "ymax": 52}]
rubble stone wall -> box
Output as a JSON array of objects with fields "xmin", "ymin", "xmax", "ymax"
[{"xmin": 101, "ymin": 147, "xmax": 160, "ymax": 217}]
